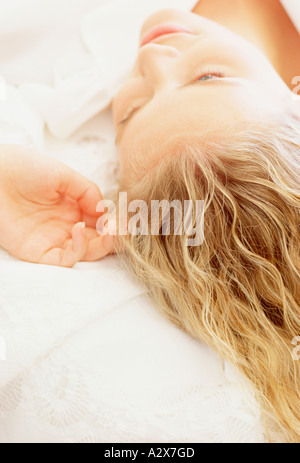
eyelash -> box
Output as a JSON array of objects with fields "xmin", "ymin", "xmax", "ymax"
[
  {"xmin": 120, "ymin": 105, "xmax": 141, "ymax": 125},
  {"xmin": 193, "ymin": 65, "xmax": 225, "ymax": 82},
  {"xmin": 196, "ymin": 71, "xmax": 223, "ymax": 81},
  {"xmin": 120, "ymin": 69, "xmax": 225, "ymax": 124}
]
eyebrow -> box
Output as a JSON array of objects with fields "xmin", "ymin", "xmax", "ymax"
[{"xmin": 115, "ymin": 78, "xmax": 243, "ymax": 145}]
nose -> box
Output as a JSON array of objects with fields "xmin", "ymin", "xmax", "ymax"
[{"xmin": 137, "ymin": 44, "xmax": 180, "ymax": 92}]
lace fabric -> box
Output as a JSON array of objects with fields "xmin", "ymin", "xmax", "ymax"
[
  {"xmin": 0, "ymin": 105, "xmax": 270, "ymax": 443},
  {"xmin": 0, "ymin": 267, "xmax": 268, "ymax": 443},
  {"xmin": 0, "ymin": 348, "xmax": 266, "ymax": 443}
]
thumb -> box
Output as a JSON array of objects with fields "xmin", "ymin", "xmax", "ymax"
[{"xmin": 39, "ymin": 222, "xmax": 88, "ymax": 268}]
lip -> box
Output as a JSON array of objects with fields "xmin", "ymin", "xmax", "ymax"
[{"xmin": 140, "ymin": 24, "xmax": 193, "ymax": 47}]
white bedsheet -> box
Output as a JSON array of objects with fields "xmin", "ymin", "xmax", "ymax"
[{"xmin": 0, "ymin": 0, "xmax": 270, "ymax": 443}]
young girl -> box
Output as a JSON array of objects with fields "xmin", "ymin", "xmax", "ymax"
[{"xmin": 112, "ymin": 1, "xmax": 300, "ymax": 442}]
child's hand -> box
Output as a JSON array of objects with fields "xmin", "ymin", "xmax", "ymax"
[{"xmin": 0, "ymin": 145, "xmax": 115, "ymax": 267}]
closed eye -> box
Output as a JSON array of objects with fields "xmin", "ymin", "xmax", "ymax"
[
  {"xmin": 119, "ymin": 105, "xmax": 142, "ymax": 126},
  {"xmin": 196, "ymin": 72, "xmax": 223, "ymax": 81}
]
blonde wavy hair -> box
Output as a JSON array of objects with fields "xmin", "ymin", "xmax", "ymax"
[{"xmin": 117, "ymin": 111, "xmax": 300, "ymax": 442}]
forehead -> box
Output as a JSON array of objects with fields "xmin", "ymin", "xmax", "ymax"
[{"xmin": 117, "ymin": 79, "xmax": 269, "ymax": 167}]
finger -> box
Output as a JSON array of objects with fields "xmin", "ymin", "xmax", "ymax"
[
  {"xmin": 83, "ymin": 235, "xmax": 116, "ymax": 262},
  {"xmin": 58, "ymin": 167, "xmax": 103, "ymax": 218},
  {"xmin": 40, "ymin": 222, "xmax": 88, "ymax": 268},
  {"xmin": 82, "ymin": 212, "xmax": 101, "ymax": 229},
  {"xmin": 84, "ymin": 227, "xmax": 101, "ymax": 240}
]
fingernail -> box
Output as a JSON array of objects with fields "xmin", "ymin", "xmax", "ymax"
[{"xmin": 81, "ymin": 222, "xmax": 86, "ymax": 237}]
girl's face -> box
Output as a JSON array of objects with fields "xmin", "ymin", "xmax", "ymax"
[{"xmin": 112, "ymin": 9, "xmax": 297, "ymax": 178}]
